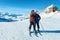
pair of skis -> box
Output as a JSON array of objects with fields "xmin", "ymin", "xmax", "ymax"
[
  {"xmin": 29, "ymin": 22, "xmax": 43, "ymax": 37},
  {"xmin": 29, "ymin": 30, "xmax": 42, "ymax": 37}
]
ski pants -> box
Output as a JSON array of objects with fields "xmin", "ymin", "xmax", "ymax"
[
  {"xmin": 35, "ymin": 22, "xmax": 40, "ymax": 30},
  {"xmin": 29, "ymin": 22, "xmax": 36, "ymax": 31}
]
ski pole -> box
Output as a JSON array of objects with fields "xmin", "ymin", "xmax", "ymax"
[{"xmin": 40, "ymin": 21, "xmax": 44, "ymax": 30}]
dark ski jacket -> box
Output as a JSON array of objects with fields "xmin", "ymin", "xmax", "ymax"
[{"xmin": 34, "ymin": 13, "xmax": 41, "ymax": 23}]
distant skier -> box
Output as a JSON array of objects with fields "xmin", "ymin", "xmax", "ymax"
[
  {"xmin": 35, "ymin": 11, "xmax": 41, "ymax": 31},
  {"xmin": 29, "ymin": 10, "xmax": 36, "ymax": 32}
]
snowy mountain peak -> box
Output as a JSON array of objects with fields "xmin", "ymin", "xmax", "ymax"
[
  {"xmin": 47, "ymin": 4, "xmax": 54, "ymax": 9},
  {"xmin": 45, "ymin": 4, "xmax": 55, "ymax": 11},
  {"xmin": 40, "ymin": 4, "xmax": 57, "ymax": 18}
]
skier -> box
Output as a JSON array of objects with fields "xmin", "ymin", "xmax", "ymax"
[
  {"xmin": 29, "ymin": 10, "xmax": 41, "ymax": 37},
  {"xmin": 29, "ymin": 10, "xmax": 36, "ymax": 32},
  {"xmin": 34, "ymin": 11, "xmax": 41, "ymax": 31}
]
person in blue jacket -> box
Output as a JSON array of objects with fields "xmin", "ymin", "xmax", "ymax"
[{"xmin": 34, "ymin": 12, "xmax": 41, "ymax": 31}]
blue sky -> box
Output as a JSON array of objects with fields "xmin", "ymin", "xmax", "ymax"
[{"xmin": 0, "ymin": 0, "xmax": 60, "ymax": 15}]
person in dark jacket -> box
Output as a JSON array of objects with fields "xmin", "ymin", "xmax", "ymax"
[{"xmin": 34, "ymin": 12, "xmax": 41, "ymax": 31}]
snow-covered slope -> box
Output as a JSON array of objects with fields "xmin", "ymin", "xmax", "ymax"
[
  {"xmin": 41, "ymin": 11, "xmax": 60, "ymax": 30},
  {"xmin": 0, "ymin": 11, "xmax": 60, "ymax": 40}
]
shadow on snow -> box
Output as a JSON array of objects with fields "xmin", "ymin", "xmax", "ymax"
[
  {"xmin": 30, "ymin": 30, "xmax": 60, "ymax": 33},
  {"xmin": 29, "ymin": 30, "xmax": 60, "ymax": 37}
]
